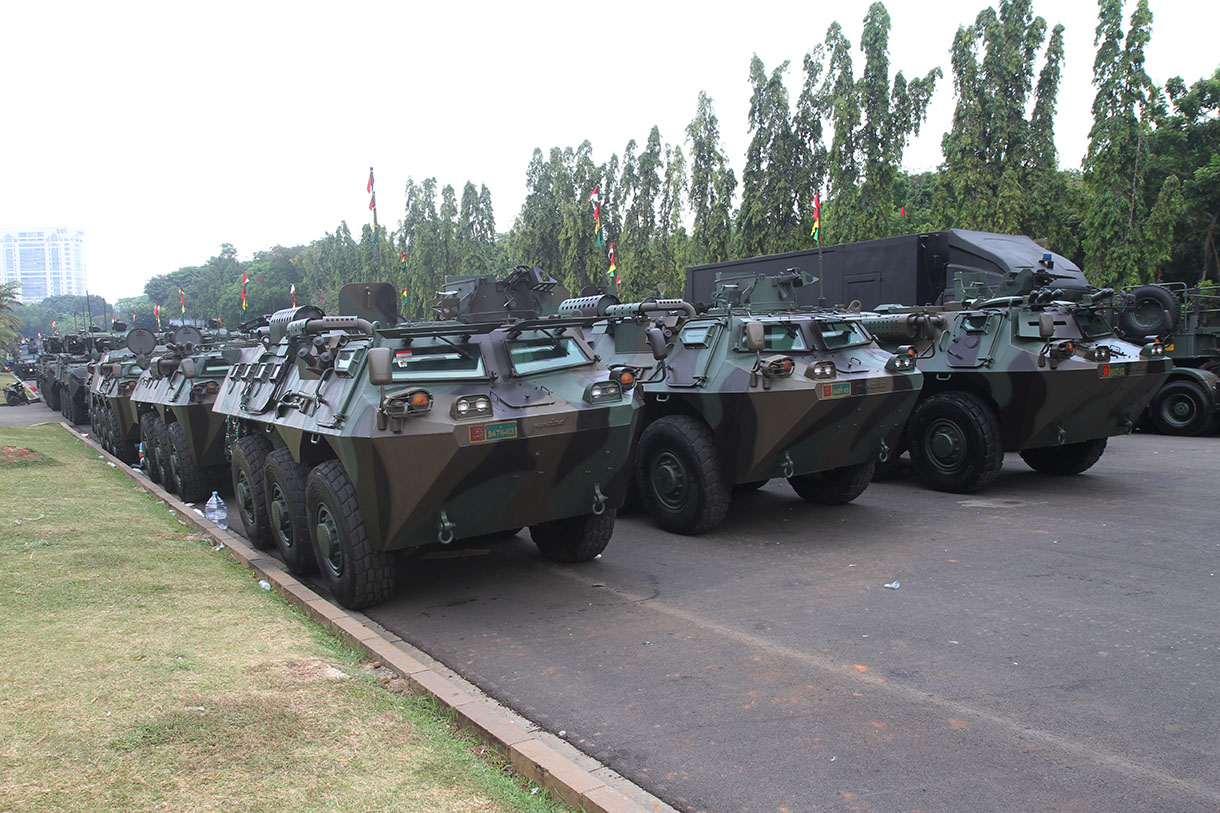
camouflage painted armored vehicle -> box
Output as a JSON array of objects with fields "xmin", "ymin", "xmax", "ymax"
[
  {"xmin": 212, "ymin": 276, "xmax": 641, "ymax": 610},
  {"xmin": 1108, "ymin": 283, "xmax": 1220, "ymax": 435},
  {"xmin": 89, "ymin": 325, "xmax": 160, "ymax": 465},
  {"xmin": 11, "ymin": 340, "xmax": 38, "ymax": 380},
  {"xmin": 859, "ymin": 267, "xmax": 1172, "ymax": 492},
  {"xmin": 51, "ymin": 333, "xmax": 96, "ymax": 425},
  {"xmin": 34, "ymin": 337, "xmax": 63, "ymax": 412},
  {"xmin": 567, "ymin": 270, "xmax": 923, "ymax": 534},
  {"xmin": 130, "ymin": 324, "xmax": 250, "ymax": 503}
]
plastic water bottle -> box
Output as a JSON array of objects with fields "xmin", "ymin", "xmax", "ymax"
[
  {"xmin": 204, "ymin": 491, "xmax": 228, "ymax": 530},
  {"xmin": 137, "ymin": 442, "xmax": 145, "ymax": 468}
]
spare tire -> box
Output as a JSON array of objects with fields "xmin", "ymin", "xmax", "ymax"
[{"xmin": 1118, "ymin": 285, "xmax": 1179, "ymax": 338}]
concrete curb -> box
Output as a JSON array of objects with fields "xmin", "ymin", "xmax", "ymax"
[{"xmin": 64, "ymin": 423, "xmax": 673, "ymax": 813}]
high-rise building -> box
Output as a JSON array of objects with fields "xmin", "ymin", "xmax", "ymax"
[{"xmin": 0, "ymin": 227, "xmax": 87, "ymax": 303}]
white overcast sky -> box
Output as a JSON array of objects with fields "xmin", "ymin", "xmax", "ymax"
[{"xmin": 2, "ymin": 0, "xmax": 1216, "ymax": 303}]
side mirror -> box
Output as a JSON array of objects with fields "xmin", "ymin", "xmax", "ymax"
[
  {"xmin": 646, "ymin": 327, "xmax": 669, "ymax": 361},
  {"xmin": 179, "ymin": 359, "xmax": 198, "ymax": 379},
  {"xmin": 1038, "ymin": 312, "xmax": 1055, "ymax": 340},
  {"xmin": 745, "ymin": 321, "xmax": 766, "ymax": 352},
  {"xmin": 367, "ymin": 347, "xmax": 393, "ymax": 385}
]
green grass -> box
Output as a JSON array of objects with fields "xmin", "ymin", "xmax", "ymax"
[{"xmin": 0, "ymin": 424, "xmax": 571, "ymax": 812}]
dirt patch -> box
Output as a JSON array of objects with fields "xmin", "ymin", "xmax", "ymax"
[{"xmin": 0, "ymin": 446, "xmax": 48, "ymax": 465}]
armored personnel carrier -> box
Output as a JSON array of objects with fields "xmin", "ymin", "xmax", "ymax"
[
  {"xmin": 51, "ymin": 333, "xmax": 96, "ymax": 425},
  {"xmin": 35, "ymin": 337, "xmax": 64, "ymax": 412},
  {"xmin": 859, "ymin": 267, "xmax": 1171, "ymax": 492},
  {"xmin": 130, "ymin": 324, "xmax": 251, "ymax": 503},
  {"xmin": 212, "ymin": 275, "xmax": 641, "ymax": 610},
  {"xmin": 568, "ymin": 270, "xmax": 923, "ymax": 534},
  {"xmin": 1109, "ymin": 283, "xmax": 1220, "ymax": 435},
  {"xmin": 89, "ymin": 325, "xmax": 160, "ymax": 464}
]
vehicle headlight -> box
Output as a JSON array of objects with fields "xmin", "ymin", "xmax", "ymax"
[
  {"xmin": 1085, "ymin": 345, "xmax": 1111, "ymax": 363},
  {"xmin": 406, "ymin": 389, "xmax": 433, "ymax": 415},
  {"xmin": 610, "ymin": 367, "xmax": 637, "ymax": 390},
  {"xmin": 451, "ymin": 394, "xmax": 492, "ymax": 419},
  {"xmin": 1140, "ymin": 341, "xmax": 1164, "ymax": 358},
  {"xmin": 805, "ymin": 360, "xmax": 837, "ymax": 379},
  {"xmin": 761, "ymin": 355, "xmax": 795, "ymax": 378},
  {"xmin": 585, "ymin": 380, "xmax": 623, "ymax": 404}
]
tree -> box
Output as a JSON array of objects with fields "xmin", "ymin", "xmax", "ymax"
[
  {"xmin": 1080, "ymin": 0, "xmax": 1176, "ymax": 287},
  {"xmin": 0, "ymin": 281, "xmax": 22, "ymax": 354},
  {"xmin": 685, "ymin": 92, "xmax": 737, "ymax": 266}
]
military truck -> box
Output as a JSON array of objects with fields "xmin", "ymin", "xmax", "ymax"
[
  {"xmin": 130, "ymin": 324, "xmax": 251, "ymax": 503},
  {"xmin": 567, "ymin": 270, "xmax": 923, "ymax": 533},
  {"xmin": 89, "ymin": 326, "xmax": 159, "ymax": 465},
  {"xmin": 690, "ymin": 232, "xmax": 1173, "ymax": 492},
  {"xmin": 1110, "ymin": 283, "xmax": 1220, "ymax": 435},
  {"xmin": 212, "ymin": 276, "xmax": 641, "ymax": 610}
]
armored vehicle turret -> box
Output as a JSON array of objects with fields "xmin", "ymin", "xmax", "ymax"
[
  {"xmin": 130, "ymin": 323, "xmax": 252, "ymax": 502},
  {"xmin": 212, "ymin": 277, "xmax": 641, "ymax": 610},
  {"xmin": 860, "ymin": 268, "xmax": 1172, "ymax": 492},
  {"xmin": 571, "ymin": 269, "xmax": 923, "ymax": 534}
]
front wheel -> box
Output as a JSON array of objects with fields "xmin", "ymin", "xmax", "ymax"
[
  {"xmin": 306, "ymin": 460, "xmax": 397, "ymax": 610},
  {"xmin": 140, "ymin": 412, "xmax": 163, "ymax": 484},
  {"xmin": 263, "ymin": 448, "xmax": 317, "ymax": 574},
  {"xmin": 788, "ymin": 461, "xmax": 876, "ymax": 505},
  {"xmin": 1019, "ymin": 438, "xmax": 1108, "ymax": 475},
  {"xmin": 906, "ymin": 392, "xmax": 1003, "ymax": 493},
  {"xmin": 531, "ymin": 511, "xmax": 615, "ymax": 563},
  {"xmin": 1148, "ymin": 380, "xmax": 1213, "ymax": 436},
  {"xmin": 107, "ymin": 406, "xmax": 138, "ymax": 464},
  {"xmin": 635, "ymin": 414, "xmax": 730, "ymax": 535},
  {"xmin": 167, "ymin": 421, "xmax": 209, "ymax": 503}
]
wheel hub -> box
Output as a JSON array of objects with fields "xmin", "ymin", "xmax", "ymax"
[
  {"xmin": 236, "ymin": 471, "xmax": 254, "ymax": 521},
  {"xmin": 926, "ymin": 418, "xmax": 967, "ymax": 472},
  {"xmin": 270, "ymin": 485, "xmax": 293, "ymax": 547},
  {"xmin": 1165, "ymin": 396, "xmax": 1195, "ymax": 423},
  {"xmin": 651, "ymin": 451, "xmax": 689, "ymax": 510},
  {"xmin": 315, "ymin": 504, "xmax": 343, "ymax": 577}
]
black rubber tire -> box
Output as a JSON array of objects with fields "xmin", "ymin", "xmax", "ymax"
[
  {"xmin": 1148, "ymin": 380, "xmax": 1214, "ymax": 436},
  {"xmin": 107, "ymin": 406, "xmax": 138, "ymax": 464},
  {"xmin": 1199, "ymin": 360, "xmax": 1220, "ymax": 375},
  {"xmin": 264, "ymin": 448, "xmax": 318, "ymax": 575},
  {"xmin": 1019, "ymin": 438, "xmax": 1108, "ymax": 475},
  {"xmin": 140, "ymin": 412, "xmax": 163, "ymax": 484},
  {"xmin": 788, "ymin": 460, "xmax": 876, "ymax": 505},
  {"xmin": 231, "ymin": 435, "xmax": 273, "ymax": 549},
  {"xmin": 154, "ymin": 416, "xmax": 177, "ymax": 492},
  {"xmin": 733, "ymin": 480, "xmax": 769, "ymax": 493},
  {"xmin": 635, "ymin": 414, "xmax": 730, "ymax": 535},
  {"xmin": 5, "ymin": 389, "xmax": 21, "ymax": 406},
  {"xmin": 906, "ymin": 391, "xmax": 1004, "ymax": 493},
  {"xmin": 306, "ymin": 459, "xmax": 397, "ymax": 609},
  {"xmin": 167, "ymin": 420, "xmax": 210, "ymax": 503},
  {"xmin": 531, "ymin": 510, "xmax": 615, "ymax": 563},
  {"xmin": 1118, "ymin": 285, "xmax": 1179, "ymax": 338}
]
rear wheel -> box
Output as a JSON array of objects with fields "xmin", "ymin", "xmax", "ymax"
[
  {"xmin": 140, "ymin": 412, "xmax": 163, "ymax": 484},
  {"xmin": 264, "ymin": 448, "xmax": 317, "ymax": 574},
  {"xmin": 231, "ymin": 435, "xmax": 273, "ymax": 549},
  {"xmin": 788, "ymin": 460, "xmax": 876, "ymax": 505},
  {"xmin": 306, "ymin": 459, "xmax": 397, "ymax": 609},
  {"xmin": 531, "ymin": 510, "xmax": 615, "ymax": 563},
  {"xmin": 1019, "ymin": 438, "xmax": 1108, "ymax": 475},
  {"xmin": 907, "ymin": 392, "xmax": 1004, "ymax": 493},
  {"xmin": 167, "ymin": 420, "xmax": 209, "ymax": 503},
  {"xmin": 1148, "ymin": 380, "xmax": 1213, "ymax": 436},
  {"xmin": 636, "ymin": 415, "xmax": 730, "ymax": 535}
]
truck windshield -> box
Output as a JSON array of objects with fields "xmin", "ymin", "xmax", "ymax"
[
  {"xmin": 508, "ymin": 334, "xmax": 592, "ymax": 375},
  {"xmin": 1073, "ymin": 309, "xmax": 1115, "ymax": 340},
  {"xmin": 392, "ymin": 343, "xmax": 485, "ymax": 381},
  {"xmin": 818, "ymin": 321, "xmax": 872, "ymax": 349}
]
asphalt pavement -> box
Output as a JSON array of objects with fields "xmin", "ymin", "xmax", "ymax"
[
  {"xmin": 10, "ymin": 399, "xmax": 1217, "ymax": 812},
  {"xmin": 362, "ymin": 436, "xmax": 1219, "ymax": 813}
]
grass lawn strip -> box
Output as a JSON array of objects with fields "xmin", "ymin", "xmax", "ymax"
[{"xmin": 0, "ymin": 423, "xmax": 570, "ymax": 812}]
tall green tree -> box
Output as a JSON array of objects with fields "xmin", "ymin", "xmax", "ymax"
[
  {"xmin": 685, "ymin": 92, "xmax": 737, "ymax": 267},
  {"xmin": 738, "ymin": 57, "xmax": 805, "ymax": 256},
  {"xmin": 1081, "ymin": 0, "xmax": 1175, "ymax": 287}
]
